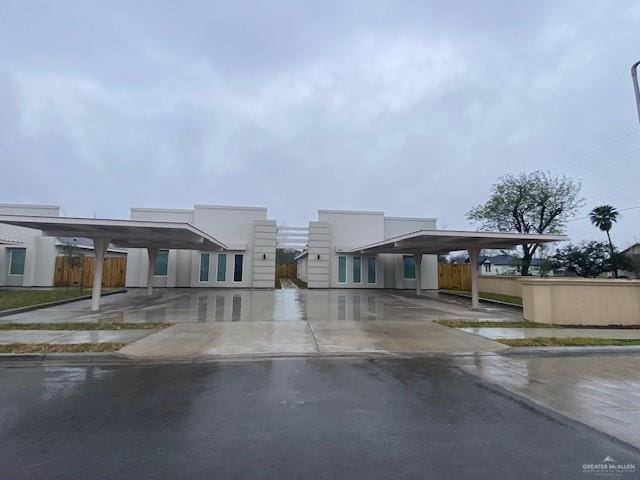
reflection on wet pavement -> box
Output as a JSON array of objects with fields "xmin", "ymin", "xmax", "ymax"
[
  {"xmin": 0, "ymin": 288, "xmax": 522, "ymax": 325},
  {"xmin": 456, "ymin": 354, "xmax": 640, "ymax": 448}
]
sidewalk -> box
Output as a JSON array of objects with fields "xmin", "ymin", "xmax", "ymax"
[
  {"xmin": 0, "ymin": 329, "xmax": 155, "ymax": 345},
  {"xmin": 459, "ymin": 327, "xmax": 640, "ymax": 340}
]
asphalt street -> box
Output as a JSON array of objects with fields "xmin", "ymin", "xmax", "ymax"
[{"xmin": 0, "ymin": 357, "xmax": 638, "ymax": 479}]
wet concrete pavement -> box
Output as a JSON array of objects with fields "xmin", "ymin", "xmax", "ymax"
[
  {"xmin": 1, "ymin": 289, "xmax": 517, "ymax": 357},
  {"xmin": 0, "ymin": 288, "xmax": 521, "ymax": 324},
  {"xmin": 456, "ymin": 353, "xmax": 640, "ymax": 449},
  {"xmin": 1, "ymin": 357, "xmax": 638, "ymax": 480},
  {"xmin": 0, "ymin": 329, "xmax": 154, "ymax": 345}
]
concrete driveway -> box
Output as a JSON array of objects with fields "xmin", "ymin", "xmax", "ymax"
[{"xmin": 1, "ymin": 288, "xmax": 519, "ymax": 358}]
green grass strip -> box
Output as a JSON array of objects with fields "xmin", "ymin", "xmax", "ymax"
[
  {"xmin": 499, "ymin": 337, "xmax": 640, "ymax": 347},
  {"xmin": 0, "ymin": 342, "xmax": 125, "ymax": 354},
  {"xmin": 437, "ymin": 320, "xmax": 556, "ymax": 329},
  {"xmin": 0, "ymin": 322, "xmax": 170, "ymax": 331}
]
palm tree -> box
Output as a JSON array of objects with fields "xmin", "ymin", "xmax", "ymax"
[{"xmin": 589, "ymin": 205, "xmax": 619, "ymax": 278}]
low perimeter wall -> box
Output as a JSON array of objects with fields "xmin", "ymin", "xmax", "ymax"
[
  {"xmin": 477, "ymin": 276, "xmax": 522, "ymax": 298},
  {"xmin": 521, "ymin": 278, "xmax": 640, "ymax": 326}
]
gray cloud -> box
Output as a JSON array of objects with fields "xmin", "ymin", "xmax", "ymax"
[{"xmin": 1, "ymin": 0, "xmax": 639, "ymax": 247}]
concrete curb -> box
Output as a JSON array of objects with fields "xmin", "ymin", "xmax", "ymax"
[
  {"xmin": 0, "ymin": 289, "xmax": 127, "ymax": 317},
  {"xmin": 503, "ymin": 345, "xmax": 640, "ymax": 356},
  {"xmin": 0, "ymin": 352, "xmax": 135, "ymax": 365},
  {"xmin": 0, "ymin": 350, "xmax": 508, "ymax": 366}
]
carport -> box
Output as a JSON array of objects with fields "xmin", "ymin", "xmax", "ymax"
[
  {"xmin": 0, "ymin": 215, "xmax": 230, "ymax": 311},
  {"xmin": 346, "ymin": 230, "xmax": 566, "ymax": 309}
]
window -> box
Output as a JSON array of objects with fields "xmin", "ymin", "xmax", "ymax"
[
  {"xmin": 199, "ymin": 253, "xmax": 210, "ymax": 282},
  {"xmin": 217, "ymin": 254, "xmax": 227, "ymax": 282},
  {"xmin": 154, "ymin": 250, "xmax": 169, "ymax": 276},
  {"xmin": 8, "ymin": 248, "xmax": 26, "ymax": 275},
  {"xmin": 367, "ymin": 256, "xmax": 376, "ymax": 284},
  {"xmin": 233, "ymin": 254, "xmax": 243, "ymax": 282},
  {"xmin": 338, "ymin": 256, "xmax": 347, "ymax": 283},
  {"xmin": 403, "ymin": 255, "xmax": 415, "ymax": 280},
  {"xmin": 353, "ymin": 257, "xmax": 361, "ymax": 283}
]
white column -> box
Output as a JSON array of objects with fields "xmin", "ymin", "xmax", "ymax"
[
  {"xmin": 146, "ymin": 247, "xmax": 158, "ymax": 297},
  {"xmin": 414, "ymin": 253, "xmax": 422, "ymax": 296},
  {"xmin": 468, "ymin": 247, "xmax": 480, "ymax": 309},
  {"xmin": 91, "ymin": 238, "xmax": 109, "ymax": 311}
]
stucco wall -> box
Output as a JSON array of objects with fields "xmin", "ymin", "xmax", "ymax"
[
  {"xmin": 0, "ymin": 204, "xmax": 60, "ymax": 287},
  {"xmin": 125, "ymin": 205, "xmax": 273, "ymax": 288},
  {"xmin": 522, "ymin": 278, "xmax": 640, "ymax": 326},
  {"xmin": 296, "ymin": 255, "xmax": 308, "ymax": 282},
  {"xmin": 477, "ymin": 275, "xmax": 523, "ymax": 298}
]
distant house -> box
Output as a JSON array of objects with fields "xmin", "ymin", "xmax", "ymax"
[
  {"xmin": 449, "ymin": 254, "xmax": 545, "ymax": 276},
  {"xmin": 620, "ymin": 243, "xmax": 640, "ymax": 279}
]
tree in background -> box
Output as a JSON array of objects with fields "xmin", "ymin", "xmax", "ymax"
[
  {"xmin": 467, "ymin": 171, "xmax": 582, "ymax": 275},
  {"xmin": 552, "ymin": 241, "xmax": 632, "ymax": 278},
  {"xmin": 589, "ymin": 205, "xmax": 619, "ymax": 278}
]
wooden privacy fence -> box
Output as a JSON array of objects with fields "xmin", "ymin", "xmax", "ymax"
[
  {"xmin": 438, "ymin": 263, "xmax": 471, "ymax": 291},
  {"xmin": 54, "ymin": 256, "xmax": 127, "ymax": 288},
  {"xmin": 276, "ymin": 264, "xmax": 297, "ymax": 280}
]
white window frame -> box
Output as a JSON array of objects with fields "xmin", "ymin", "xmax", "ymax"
[
  {"xmin": 337, "ymin": 256, "xmax": 347, "ymax": 284},
  {"xmin": 216, "ymin": 253, "xmax": 227, "ymax": 283},
  {"xmin": 233, "ymin": 254, "xmax": 244, "ymax": 283},
  {"xmin": 199, "ymin": 253, "xmax": 210, "ymax": 282},
  {"xmin": 352, "ymin": 256, "xmax": 362, "ymax": 284},
  {"xmin": 367, "ymin": 256, "xmax": 377, "ymax": 284},
  {"xmin": 402, "ymin": 255, "xmax": 416, "ymax": 280},
  {"xmin": 8, "ymin": 248, "xmax": 26, "ymax": 276},
  {"xmin": 153, "ymin": 250, "xmax": 169, "ymax": 277}
]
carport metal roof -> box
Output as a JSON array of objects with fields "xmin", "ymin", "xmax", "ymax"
[
  {"xmin": 0, "ymin": 215, "xmax": 230, "ymax": 251},
  {"xmin": 344, "ymin": 229, "xmax": 567, "ymax": 255},
  {"xmin": 343, "ymin": 229, "xmax": 566, "ymax": 310},
  {"xmin": 0, "ymin": 214, "xmax": 234, "ymax": 311}
]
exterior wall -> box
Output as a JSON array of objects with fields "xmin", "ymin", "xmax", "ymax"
[
  {"xmin": 0, "ymin": 204, "xmax": 60, "ymax": 287},
  {"xmin": 307, "ymin": 222, "xmax": 330, "ymax": 288},
  {"xmin": 252, "ymin": 220, "xmax": 276, "ymax": 288},
  {"xmin": 477, "ymin": 275, "xmax": 523, "ymax": 298},
  {"xmin": 310, "ymin": 210, "xmax": 438, "ymax": 290},
  {"xmin": 522, "ymin": 278, "xmax": 640, "ymax": 326},
  {"xmin": 125, "ymin": 205, "xmax": 275, "ymax": 288},
  {"xmin": 296, "ymin": 255, "xmax": 308, "ymax": 282}
]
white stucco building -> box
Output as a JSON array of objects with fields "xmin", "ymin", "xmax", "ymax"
[
  {"xmin": 296, "ymin": 210, "xmax": 439, "ymax": 290},
  {"xmin": 125, "ymin": 205, "xmax": 276, "ymax": 289}
]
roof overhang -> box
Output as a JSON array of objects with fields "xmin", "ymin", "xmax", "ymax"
[
  {"xmin": 0, "ymin": 238, "xmax": 24, "ymax": 246},
  {"xmin": 343, "ymin": 229, "xmax": 567, "ymax": 255},
  {"xmin": 0, "ymin": 215, "xmax": 231, "ymax": 251}
]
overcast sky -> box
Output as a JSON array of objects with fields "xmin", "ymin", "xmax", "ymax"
[{"xmin": 1, "ymin": 1, "xmax": 639, "ymax": 248}]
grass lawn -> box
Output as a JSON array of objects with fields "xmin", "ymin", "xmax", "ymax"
[
  {"xmin": 0, "ymin": 288, "xmax": 114, "ymax": 312},
  {"xmin": 499, "ymin": 337, "xmax": 640, "ymax": 347},
  {"xmin": 275, "ymin": 277, "xmax": 282, "ymax": 289},
  {"xmin": 0, "ymin": 322, "xmax": 170, "ymax": 330},
  {"xmin": 437, "ymin": 320, "xmax": 556, "ymax": 329},
  {"xmin": 0, "ymin": 342, "xmax": 125, "ymax": 354}
]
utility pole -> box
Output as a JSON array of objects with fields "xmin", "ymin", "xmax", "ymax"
[{"xmin": 632, "ymin": 60, "xmax": 640, "ymax": 126}]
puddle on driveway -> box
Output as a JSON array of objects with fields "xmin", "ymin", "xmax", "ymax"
[{"xmin": 0, "ymin": 288, "xmax": 523, "ymax": 324}]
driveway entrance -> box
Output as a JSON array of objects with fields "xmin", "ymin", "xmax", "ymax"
[{"xmin": 1, "ymin": 288, "xmax": 519, "ymax": 358}]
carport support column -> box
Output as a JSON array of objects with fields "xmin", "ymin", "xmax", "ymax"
[
  {"xmin": 146, "ymin": 247, "xmax": 158, "ymax": 297},
  {"xmin": 468, "ymin": 247, "xmax": 480, "ymax": 310},
  {"xmin": 414, "ymin": 253, "xmax": 422, "ymax": 296},
  {"xmin": 91, "ymin": 238, "xmax": 109, "ymax": 311}
]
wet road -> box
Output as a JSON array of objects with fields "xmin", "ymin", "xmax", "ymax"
[{"xmin": 1, "ymin": 358, "xmax": 638, "ymax": 479}]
